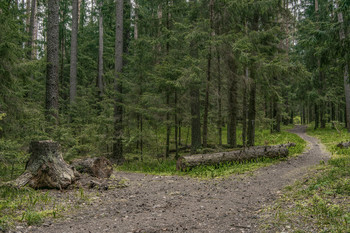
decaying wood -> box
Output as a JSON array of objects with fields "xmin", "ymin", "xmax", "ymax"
[
  {"xmin": 176, "ymin": 143, "xmax": 296, "ymax": 171},
  {"xmin": 11, "ymin": 141, "xmax": 77, "ymax": 189},
  {"xmin": 336, "ymin": 142, "xmax": 350, "ymax": 149},
  {"xmin": 71, "ymin": 157, "xmax": 113, "ymax": 178}
]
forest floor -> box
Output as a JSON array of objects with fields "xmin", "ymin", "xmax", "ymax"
[{"xmin": 19, "ymin": 125, "xmax": 330, "ymax": 233}]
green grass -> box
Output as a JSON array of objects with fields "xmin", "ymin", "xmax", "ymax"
[
  {"xmin": 261, "ymin": 124, "xmax": 350, "ymax": 232},
  {"xmin": 0, "ymin": 186, "xmax": 65, "ymax": 231},
  {"xmin": 116, "ymin": 127, "xmax": 306, "ymax": 178}
]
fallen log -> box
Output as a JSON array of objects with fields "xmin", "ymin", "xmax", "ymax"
[
  {"xmin": 336, "ymin": 142, "xmax": 350, "ymax": 149},
  {"xmin": 71, "ymin": 157, "xmax": 113, "ymax": 178},
  {"xmin": 9, "ymin": 141, "xmax": 77, "ymax": 189},
  {"xmin": 176, "ymin": 143, "xmax": 296, "ymax": 171}
]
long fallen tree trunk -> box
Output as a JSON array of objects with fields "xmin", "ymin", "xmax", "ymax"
[{"xmin": 176, "ymin": 143, "xmax": 296, "ymax": 171}]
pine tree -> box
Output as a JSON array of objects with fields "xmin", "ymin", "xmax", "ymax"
[{"xmin": 46, "ymin": 0, "xmax": 60, "ymax": 124}]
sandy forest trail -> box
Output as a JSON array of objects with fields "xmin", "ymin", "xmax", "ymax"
[{"xmin": 27, "ymin": 125, "xmax": 330, "ymax": 233}]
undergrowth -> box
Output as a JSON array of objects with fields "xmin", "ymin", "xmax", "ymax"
[
  {"xmin": 0, "ymin": 184, "xmax": 93, "ymax": 231},
  {"xmin": 116, "ymin": 128, "xmax": 306, "ymax": 178},
  {"xmin": 0, "ymin": 186, "xmax": 61, "ymax": 231},
  {"xmin": 261, "ymin": 124, "xmax": 350, "ymax": 232}
]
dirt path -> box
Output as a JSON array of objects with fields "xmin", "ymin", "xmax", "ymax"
[{"xmin": 26, "ymin": 126, "xmax": 330, "ymax": 233}]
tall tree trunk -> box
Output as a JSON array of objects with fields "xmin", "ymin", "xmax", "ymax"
[
  {"xmin": 28, "ymin": 0, "xmax": 37, "ymax": 60},
  {"xmin": 247, "ymin": 80, "xmax": 256, "ymax": 147},
  {"xmin": 179, "ymin": 121, "xmax": 182, "ymax": 146},
  {"xmin": 70, "ymin": 0, "xmax": 79, "ymax": 104},
  {"xmin": 27, "ymin": 0, "xmax": 36, "ymax": 59},
  {"xmin": 189, "ymin": 0, "xmax": 201, "ymax": 154},
  {"xmin": 46, "ymin": 0, "xmax": 60, "ymax": 124},
  {"xmin": 113, "ymin": 0, "xmax": 124, "ymax": 163},
  {"xmin": 242, "ymin": 68, "xmax": 248, "ymax": 147},
  {"xmin": 174, "ymin": 90, "xmax": 179, "ymax": 159},
  {"xmin": 90, "ymin": 0, "xmax": 94, "ymax": 23},
  {"xmin": 26, "ymin": 0, "xmax": 31, "ymax": 33},
  {"xmin": 191, "ymin": 86, "xmax": 201, "ymax": 153},
  {"xmin": 166, "ymin": 93, "xmax": 170, "ymax": 158},
  {"xmin": 247, "ymin": 10, "xmax": 259, "ymax": 147},
  {"xmin": 314, "ymin": 103, "xmax": 319, "ymax": 129},
  {"xmin": 217, "ymin": 53, "xmax": 222, "ymax": 146},
  {"xmin": 331, "ymin": 102, "xmax": 335, "ymax": 122},
  {"xmin": 97, "ymin": 0, "xmax": 104, "ymax": 97},
  {"xmin": 134, "ymin": 1, "xmax": 138, "ymax": 40},
  {"xmin": 79, "ymin": 0, "xmax": 84, "ymax": 30},
  {"xmin": 165, "ymin": 1, "xmax": 171, "ymax": 158},
  {"xmin": 336, "ymin": 3, "xmax": 350, "ymax": 132},
  {"xmin": 203, "ymin": 0, "xmax": 214, "ymax": 148},
  {"xmin": 133, "ymin": 2, "xmax": 142, "ymax": 159},
  {"xmin": 227, "ymin": 55, "xmax": 237, "ymax": 148},
  {"xmin": 60, "ymin": 2, "xmax": 67, "ymax": 87},
  {"xmin": 272, "ymin": 95, "xmax": 281, "ymax": 133}
]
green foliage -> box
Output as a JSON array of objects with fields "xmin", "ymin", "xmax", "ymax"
[{"xmin": 0, "ymin": 140, "xmax": 29, "ymax": 182}]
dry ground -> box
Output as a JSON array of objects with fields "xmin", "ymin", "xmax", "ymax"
[{"xmin": 20, "ymin": 125, "xmax": 330, "ymax": 233}]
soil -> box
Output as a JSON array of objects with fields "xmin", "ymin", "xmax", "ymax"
[{"xmin": 20, "ymin": 125, "xmax": 330, "ymax": 233}]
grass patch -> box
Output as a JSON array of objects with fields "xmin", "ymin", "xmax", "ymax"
[
  {"xmin": 116, "ymin": 128, "xmax": 306, "ymax": 178},
  {"xmin": 0, "ymin": 186, "xmax": 65, "ymax": 231},
  {"xmin": 261, "ymin": 124, "xmax": 350, "ymax": 232}
]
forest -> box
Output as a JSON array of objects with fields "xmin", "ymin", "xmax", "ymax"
[{"xmin": 0, "ymin": 0, "xmax": 350, "ymax": 232}]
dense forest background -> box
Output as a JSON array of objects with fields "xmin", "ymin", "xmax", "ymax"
[{"xmin": 0, "ymin": 0, "xmax": 349, "ymax": 179}]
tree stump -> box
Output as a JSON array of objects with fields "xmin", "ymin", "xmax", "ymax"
[
  {"xmin": 71, "ymin": 157, "xmax": 113, "ymax": 178},
  {"xmin": 11, "ymin": 141, "xmax": 77, "ymax": 189},
  {"xmin": 176, "ymin": 143, "xmax": 296, "ymax": 171}
]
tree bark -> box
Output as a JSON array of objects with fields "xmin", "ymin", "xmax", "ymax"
[
  {"xmin": 166, "ymin": 93, "xmax": 170, "ymax": 158},
  {"xmin": 165, "ymin": 1, "xmax": 171, "ymax": 158},
  {"xmin": 70, "ymin": 0, "xmax": 79, "ymax": 104},
  {"xmin": 27, "ymin": 0, "xmax": 37, "ymax": 59},
  {"xmin": 242, "ymin": 68, "xmax": 248, "ymax": 147},
  {"xmin": 71, "ymin": 157, "xmax": 113, "ymax": 178},
  {"xmin": 191, "ymin": 86, "xmax": 201, "ymax": 153},
  {"xmin": 174, "ymin": 90, "xmax": 179, "ymax": 159},
  {"xmin": 113, "ymin": 0, "xmax": 124, "ymax": 164},
  {"xmin": 177, "ymin": 143, "xmax": 296, "ymax": 171},
  {"xmin": 12, "ymin": 141, "xmax": 77, "ymax": 189},
  {"xmin": 46, "ymin": 0, "xmax": 60, "ymax": 124},
  {"xmin": 336, "ymin": 3, "xmax": 350, "ymax": 132},
  {"xmin": 203, "ymin": 0, "xmax": 214, "ymax": 148},
  {"xmin": 217, "ymin": 53, "xmax": 222, "ymax": 146},
  {"xmin": 227, "ymin": 55, "xmax": 237, "ymax": 147},
  {"xmin": 272, "ymin": 95, "xmax": 281, "ymax": 132},
  {"xmin": 247, "ymin": 10, "xmax": 259, "ymax": 146},
  {"xmin": 247, "ymin": 81, "xmax": 256, "ymax": 146},
  {"xmin": 97, "ymin": 0, "xmax": 104, "ymax": 97},
  {"xmin": 314, "ymin": 103, "xmax": 319, "ymax": 129},
  {"xmin": 26, "ymin": 0, "xmax": 31, "ymax": 33},
  {"xmin": 189, "ymin": 1, "xmax": 201, "ymax": 154},
  {"xmin": 60, "ymin": 2, "xmax": 67, "ymax": 87}
]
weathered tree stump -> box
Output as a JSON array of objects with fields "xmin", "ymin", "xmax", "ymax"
[
  {"xmin": 71, "ymin": 157, "xmax": 113, "ymax": 178},
  {"xmin": 336, "ymin": 142, "xmax": 350, "ymax": 149},
  {"xmin": 176, "ymin": 143, "xmax": 296, "ymax": 171},
  {"xmin": 11, "ymin": 141, "xmax": 77, "ymax": 189}
]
